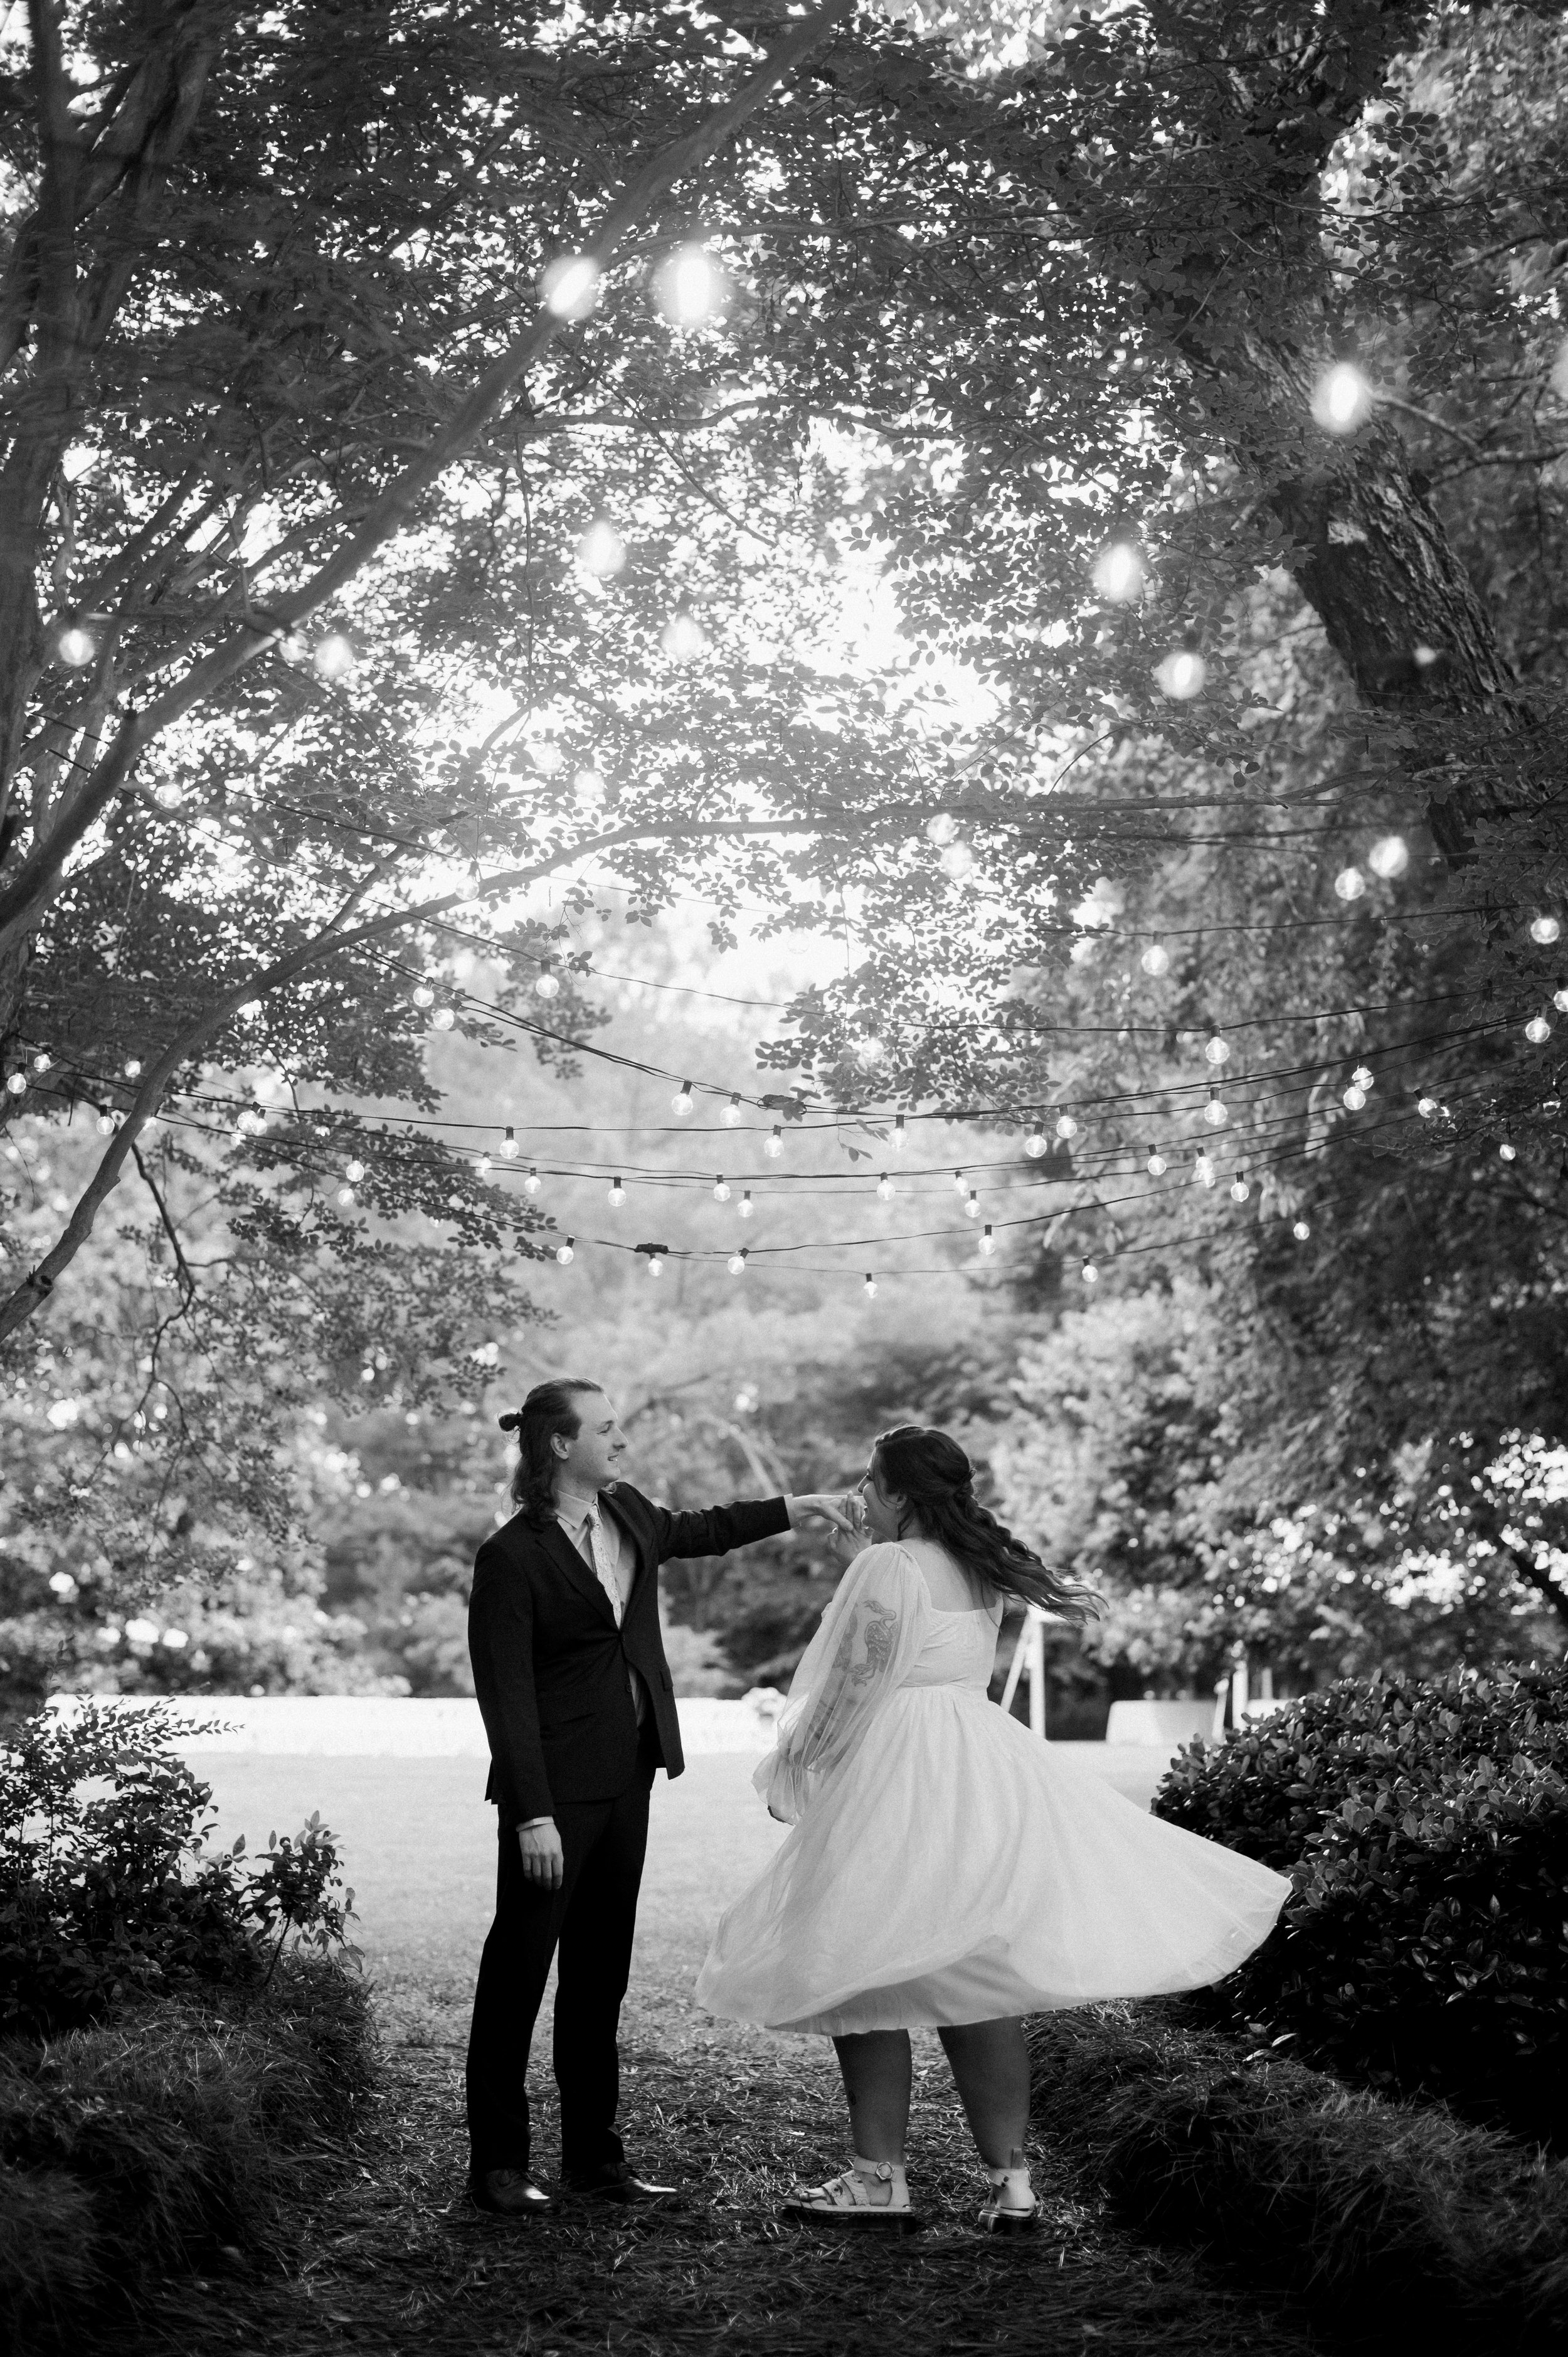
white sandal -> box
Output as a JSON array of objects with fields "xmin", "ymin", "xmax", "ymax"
[
  {"xmin": 978, "ymin": 2157, "xmax": 1041, "ymax": 2235},
  {"xmin": 783, "ymin": 2156, "xmax": 921, "ymax": 2233}
]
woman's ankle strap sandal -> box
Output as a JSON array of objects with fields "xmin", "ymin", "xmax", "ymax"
[
  {"xmin": 978, "ymin": 2168, "xmax": 1041, "ymax": 2235},
  {"xmin": 783, "ymin": 2161, "xmax": 921, "ymax": 2233}
]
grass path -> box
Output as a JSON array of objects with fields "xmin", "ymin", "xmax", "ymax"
[{"xmin": 114, "ymin": 1963, "xmax": 1331, "ymax": 2357}]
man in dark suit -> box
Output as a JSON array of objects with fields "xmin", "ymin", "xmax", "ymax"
[{"xmin": 465, "ymin": 1376, "xmax": 847, "ymax": 2215}]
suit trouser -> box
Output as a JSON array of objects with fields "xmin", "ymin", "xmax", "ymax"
[{"xmin": 465, "ymin": 1752, "xmax": 654, "ymax": 2178}]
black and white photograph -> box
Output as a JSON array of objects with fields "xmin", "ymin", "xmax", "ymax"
[{"xmin": 1, "ymin": 2, "xmax": 1565, "ymax": 2352}]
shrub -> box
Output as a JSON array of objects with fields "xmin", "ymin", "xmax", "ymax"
[
  {"xmin": 0, "ymin": 1699, "xmax": 358, "ymax": 2033},
  {"xmin": 0, "ymin": 1954, "xmax": 374, "ymax": 2350},
  {"xmin": 1152, "ymin": 1662, "xmax": 1568, "ymax": 2142},
  {"xmin": 1027, "ymin": 2003, "xmax": 1568, "ymax": 2356}
]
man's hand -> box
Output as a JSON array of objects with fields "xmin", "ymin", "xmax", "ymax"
[
  {"xmin": 517, "ymin": 1819, "xmax": 564, "ymax": 1890},
  {"xmin": 787, "ymin": 1491, "xmax": 857, "ymax": 1535}
]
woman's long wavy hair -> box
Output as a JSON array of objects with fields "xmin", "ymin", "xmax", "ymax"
[
  {"xmin": 872, "ymin": 1425, "xmax": 1101, "ymax": 1624},
  {"xmin": 500, "ymin": 1379, "xmax": 605, "ymax": 1526}
]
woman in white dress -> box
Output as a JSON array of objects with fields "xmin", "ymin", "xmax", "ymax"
[{"xmin": 696, "ymin": 1426, "xmax": 1291, "ymax": 2236}]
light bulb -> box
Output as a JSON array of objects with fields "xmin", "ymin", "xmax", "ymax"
[
  {"xmin": 501, "ymin": 1127, "xmax": 519, "ymax": 1159},
  {"xmin": 576, "ymin": 518, "xmax": 627, "ymax": 580},
  {"xmin": 124, "ymin": 1059, "xmax": 142, "ymax": 1078},
  {"xmin": 1081, "ymin": 1257, "xmax": 1098, "ymax": 1284},
  {"xmin": 524, "ymin": 1168, "xmax": 541, "ymax": 1196},
  {"xmin": 336, "ymin": 1185, "xmax": 355, "ymax": 1207},
  {"xmin": 661, "ymin": 611, "xmax": 707, "ymax": 662},
  {"xmin": 953, "ymin": 1169, "xmax": 967, "ymax": 1193},
  {"xmin": 1195, "ymin": 1154, "xmax": 1215, "ymax": 1186},
  {"xmin": 31, "ymin": 1052, "xmax": 51, "ymax": 1073},
  {"xmin": 1530, "ymin": 915, "xmax": 1561, "ymax": 945},
  {"xmin": 1230, "ymin": 1173, "xmax": 1250, "ymax": 1203},
  {"xmin": 477, "ymin": 1155, "xmax": 492, "ymax": 1176},
  {"xmin": 152, "ymin": 782, "xmax": 183, "ymax": 811},
  {"xmin": 312, "ymin": 632, "xmax": 355, "ymax": 679},
  {"xmin": 1555, "ymin": 990, "xmax": 1568, "ymax": 1014},
  {"xmin": 876, "ymin": 1173, "xmax": 895, "ymax": 1201},
  {"xmin": 1343, "ymin": 1085, "xmax": 1366, "ymax": 1110},
  {"xmin": 411, "ymin": 984, "xmax": 435, "ymax": 1008},
  {"xmin": 673, "ymin": 1082, "xmax": 694, "ymax": 1116},
  {"xmin": 1204, "ymin": 1090, "xmax": 1227, "ymax": 1127},
  {"xmin": 534, "ymin": 971, "xmax": 560, "ymax": 1000},
  {"xmin": 57, "ymin": 624, "xmax": 97, "ymax": 667},
  {"xmin": 1055, "ymin": 1114, "xmax": 1078, "ymax": 1140},
  {"xmin": 1293, "ymin": 1218, "xmax": 1312, "ymax": 1241},
  {"xmin": 541, "ymin": 253, "xmax": 601, "ymax": 319},
  {"xmin": 1310, "ymin": 361, "xmax": 1374, "ymax": 433},
  {"xmin": 573, "ymin": 768, "xmax": 606, "ymax": 810},
  {"xmin": 1147, "ymin": 1150, "xmax": 1167, "ymax": 1176},
  {"xmin": 432, "ymin": 1006, "xmax": 455, "ymax": 1030},
  {"xmin": 925, "ymin": 812, "xmax": 958, "ymax": 846},
  {"xmin": 1093, "ymin": 541, "xmax": 1144, "ymax": 602},
  {"xmin": 1334, "ymin": 866, "xmax": 1366, "ymax": 902},
  {"xmin": 1024, "ymin": 1129, "xmax": 1047, "ymax": 1158},
  {"xmin": 739, "ymin": 1189, "xmax": 755, "ymax": 1218},
  {"xmin": 713, "ymin": 1176, "xmax": 731, "ymax": 1202},
  {"xmin": 1369, "ymin": 835, "xmax": 1409, "ymax": 879},
  {"xmin": 1140, "ymin": 944, "xmax": 1170, "ymax": 977},
  {"xmin": 555, "ymin": 1236, "xmax": 575, "ymax": 1264},
  {"xmin": 764, "ymin": 1126, "xmax": 783, "ymax": 1159},
  {"xmin": 728, "ymin": 1250, "xmax": 748, "ymax": 1276},
  {"xmin": 1526, "ymin": 1015, "xmax": 1552, "ymax": 1044},
  {"xmin": 1351, "ymin": 1065, "xmax": 1374, "ymax": 1090},
  {"xmin": 940, "ymin": 841, "xmax": 975, "ymax": 879},
  {"xmin": 1154, "ymin": 649, "xmax": 1207, "ymax": 700},
  {"xmin": 864, "ymin": 1274, "xmax": 877, "ymax": 1298},
  {"xmin": 279, "ymin": 631, "xmax": 309, "ymax": 664},
  {"xmin": 980, "ymin": 1225, "xmax": 996, "ymax": 1257},
  {"xmin": 965, "ymin": 1189, "xmax": 980, "ymax": 1218},
  {"xmin": 893, "ymin": 1115, "xmax": 907, "ymax": 1149},
  {"xmin": 5, "ymin": 1072, "xmax": 27, "ymax": 1096},
  {"xmin": 721, "ymin": 1094, "xmax": 742, "ymax": 1127},
  {"xmin": 344, "ymin": 1159, "xmax": 364, "ymax": 1183},
  {"xmin": 1499, "ymin": 1142, "xmax": 1517, "ymax": 1161},
  {"xmin": 608, "ymin": 1178, "xmax": 625, "ymax": 1207},
  {"xmin": 645, "ymin": 1252, "xmax": 664, "ymax": 1276},
  {"xmin": 1204, "ymin": 1034, "xmax": 1230, "ymax": 1067},
  {"xmin": 655, "ymin": 243, "xmax": 728, "ymax": 327},
  {"xmin": 1417, "ymin": 1097, "xmax": 1438, "ymax": 1117}
]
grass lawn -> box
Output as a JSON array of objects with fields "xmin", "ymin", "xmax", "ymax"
[{"xmin": 93, "ymin": 1748, "xmax": 1332, "ymax": 2356}]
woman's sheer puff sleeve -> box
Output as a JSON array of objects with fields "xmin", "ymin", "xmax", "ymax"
[{"xmin": 755, "ymin": 1543, "xmax": 926, "ymax": 1823}]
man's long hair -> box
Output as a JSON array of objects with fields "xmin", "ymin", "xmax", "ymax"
[
  {"xmin": 499, "ymin": 1379, "xmax": 605, "ymax": 1526},
  {"xmin": 872, "ymin": 1425, "xmax": 1101, "ymax": 1624}
]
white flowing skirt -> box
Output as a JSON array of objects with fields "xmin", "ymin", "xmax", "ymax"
[{"xmin": 695, "ymin": 1684, "xmax": 1291, "ymax": 2035}]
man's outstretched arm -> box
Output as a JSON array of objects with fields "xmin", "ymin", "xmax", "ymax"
[{"xmin": 650, "ymin": 1491, "xmax": 852, "ymax": 1562}]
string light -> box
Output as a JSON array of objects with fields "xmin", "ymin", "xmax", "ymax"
[
  {"xmin": 95, "ymin": 1111, "xmax": 116, "ymax": 1133},
  {"xmin": 940, "ymin": 841, "xmax": 975, "ymax": 879},
  {"xmin": 124, "ymin": 1060, "xmax": 142, "ymax": 1078},
  {"xmin": 577, "ymin": 518, "xmax": 627, "ymax": 576},
  {"xmin": 728, "ymin": 1248, "xmax": 748, "ymax": 1276},
  {"xmin": 1351, "ymin": 1065, "xmax": 1374, "ymax": 1090},
  {"xmin": 893, "ymin": 1114, "xmax": 907, "ymax": 1150},
  {"xmin": 1369, "ymin": 836, "xmax": 1409, "ymax": 879},
  {"xmin": 1092, "ymin": 541, "xmax": 1144, "ymax": 602},
  {"xmin": 645, "ymin": 1250, "xmax": 664, "ymax": 1277},
  {"xmin": 573, "ymin": 767, "xmax": 606, "ymax": 809},
  {"xmin": 1154, "ymin": 649, "xmax": 1206, "ymax": 700},
  {"xmin": 56, "ymin": 624, "xmax": 96, "ymax": 667},
  {"xmin": 411, "ymin": 984, "xmax": 435, "ymax": 1008},
  {"xmin": 864, "ymin": 1273, "xmax": 877, "ymax": 1297},
  {"xmin": 312, "ymin": 632, "xmax": 355, "ymax": 679},
  {"xmin": 477, "ymin": 1154, "xmax": 492, "ymax": 1176},
  {"xmin": 713, "ymin": 1175, "xmax": 731, "ymax": 1202},
  {"xmin": 876, "ymin": 1172, "xmax": 895, "ymax": 1201},
  {"xmin": 1311, "ymin": 361, "xmax": 1374, "ymax": 433},
  {"xmin": 555, "ymin": 1235, "xmax": 575, "ymax": 1264},
  {"xmin": 722, "ymin": 1093, "xmax": 743, "ymax": 1127},
  {"xmin": 1147, "ymin": 1149, "xmax": 1167, "ymax": 1176},
  {"xmin": 1140, "ymin": 944, "xmax": 1170, "ymax": 977},
  {"xmin": 1526, "ymin": 1015, "xmax": 1552, "ymax": 1044},
  {"xmin": 344, "ymin": 1159, "xmax": 364, "ymax": 1182},
  {"xmin": 672, "ymin": 1082, "xmax": 694, "ymax": 1116},
  {"xmin": 965, "ymin": 1189, "xmax": 980, "ymax": 1218},
  {"xmin": 4, "ymin": 1073, "xmax": 25, "ymax": 1097},
  {"xmin": 432, "ymin": 1006, "xmax": 456, "ymax": 1030},
  {"xmin": 30, "ymin": 1053, "xmax": 50, "ymax": 1073},
  {"xmin": 1054, "ymin": 1113, "xmax": 1079, "ymax": 1143},
  {"xmin": 336, "ymin": 1185, "xmax": 355, "ymax": 1206},
  {"xmin": 1204, "ymin": 1088, "xmax": 1227, "ymax": 1128},
  {"xmin": 739, "ymin": 1189, "xmax": 755, "ymax": 1218},
  {"xmin": 980, "ymin": 1224, "xmax": 996, "ymax": 1256},
  {"xmin": 542, "ymin": 253, "xmax": 601, "ymax": 319},
  {"xmin": 1334, "ymin": 866, "xmax": 1366, "ymax": 902},
  {"xmin": 661, "ymin": 610, "xmax": 707, "ymax": 662},
  {"xmin": 1343, "ymin": 1083, "xmax": 1367, "ymax": 1110},
  {"xmin": 1293, "ymin": 1219, "xmax": 1311, "ymax": 1241},
  {"xmin": 1081, "ymin": 1256, "xmax": 1099, "ymax": 1284},
  {"xmin": 1024, "ymin": 1123, "xmax": 1047, "ymax": 1157},
  {"xmin": 953, "ymin": 1169, "xmax": 967, "ymax": 1194},
  {"xmin": 1555, "ymin": 990, "xmax": 1568, "ymax": 1013},
  {"xmin": 764, "ymin": 1125, "xmax": 783, "ymax": 1158},
  {"xmin": 1229, "ymin": 1171, "xmax": 1250, "ymax": 1203},
  {"xmin": 501, "ymin": 1128, "xmax": 519, "ymax": 1159},
  {"xmin": 925, "ymin": 813, "xmax": 958, "ymax": 846},
  {"xmin": 1417, "ymin": 1096, "xmax": 1438, "ymax": 1118},
  {"xmin": 534, "ymin": 971, "xmax": 560, "ymax": 1000},
  {"xmin": 279, "ymin": 630, "xmax": 309, "ymax": 664},
  {"xmin": 608, "ymin": 1177, "xmax": 626, "ymax": 1206},
  {"xmin": 1499, "ymin": 1142, "xmax": 1517, "ymax": 1162},
  {"xmin": 1204, "ymin": 1033, "xmax": 1230, "ymax": 1067},
  {"xmin": 654, "ymin": 243, "xmax": 729, "ymax": 327},
  {"xmin": 524, "ymin": 1167, "xmax": 541, "ymax": 1196},
  {"xmin": 1531, "ymin": 917, "xmax": 1562, "ymax": 945},
  {"xmin": 1194, "ymin": 1152, "xmax": 1216, "ymax": 1186}
]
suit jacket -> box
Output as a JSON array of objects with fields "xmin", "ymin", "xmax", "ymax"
[{"xmin": 468, "ymin": 1482, "xmax": 790, "ymax": 1826}]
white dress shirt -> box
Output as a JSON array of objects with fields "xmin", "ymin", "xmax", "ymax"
[{"xmin": 556, "ymin": 1486, "xmax": 647, "ymax": 1725}]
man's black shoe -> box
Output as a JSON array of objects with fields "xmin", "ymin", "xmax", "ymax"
[
  {"xmin": 469, "ymin": 2166, "xmax": 553, "ymax": 2217},
  {"xmin": 563, "ymin": 2160, "xmax": 677, "ymax": 2202}
]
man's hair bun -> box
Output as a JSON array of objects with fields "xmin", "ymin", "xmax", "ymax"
[{"xmin": 497, "ymin": 1410, "xmax": 522, "ymax": 1433}]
